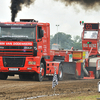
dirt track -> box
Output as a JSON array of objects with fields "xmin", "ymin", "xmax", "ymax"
[{"xmin": 0, "ymin": 75, "xmax": 100, "ymax": 100}]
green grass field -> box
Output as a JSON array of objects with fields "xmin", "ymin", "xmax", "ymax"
[
  {"xmin": 57, "ymin": 94, "xmax": 100, "ymax": 100},
  {"xmin": 45, "ymin": 93, "xmax": 100, "ymax": 100}
]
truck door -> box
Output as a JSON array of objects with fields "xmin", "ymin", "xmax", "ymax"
[{"xmin": 37, "ymin": 26, "xmax": 43, "ymax": 56}]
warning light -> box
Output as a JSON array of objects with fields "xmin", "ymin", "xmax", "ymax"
[
  {"xmin": 87, "ymin": 42, "xmax": 92, "ymax": 44},
  {"xmin": 87, "ymin": 42, "xmax": 89, "ymax": 44},
  {"xmin": 80, "ymin": 21, "xmax": 84, "ymax": 25},
  {"xmin": 82, "ymin": 21, "xmax": 84, "ymax": 24},
  {"xmin": 80, "ymin": 21, "xmax": 82, "ymax": 25}
]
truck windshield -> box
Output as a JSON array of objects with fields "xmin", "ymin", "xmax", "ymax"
[
  {"xmin": 0, "ymin": 27, "xmax": 36, "ymax": 39},
  {"xmin": 84, "ymin": 31, "xmax": 98, "ymax": 39}
]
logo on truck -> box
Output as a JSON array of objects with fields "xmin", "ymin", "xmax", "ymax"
[
  {"xmin": 83, "ymin": 44, "xmax": 96, "ymax": 48},
  {"xmin": 0, "ymin": 42, "xmax": 33, "ymax": 46}
]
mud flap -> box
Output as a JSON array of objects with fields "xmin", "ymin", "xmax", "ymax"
[
  {"xmin": 62, "ymin": 62, "xmax": 84, "ymax": 80},
  {"xmin": 62, "ymin": 62, "xmax": 76, "ymax": 74},
  {"xmin": 61, "ymin": 62, "xmax": 76, "ymax": 80}
]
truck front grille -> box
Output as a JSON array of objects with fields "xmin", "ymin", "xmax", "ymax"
[
  {"xmin": 3, "ymin": 56, "xmax": 25, "ymax": 67},
  {"xmin": 0, "ymin": 46, "xmax": 33, "ymax": 56}
]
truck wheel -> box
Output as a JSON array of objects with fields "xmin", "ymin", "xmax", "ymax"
[
  {"xmin": 35, "ymin": 63, "xmax": 44, "ymax": 81},
  {"xmin": 19, "ymin": 75, "xmax": 24, "ymax": 80},
  {"xmin": 58, "ymin": 64, "xmax": 63, "ymax": 81},
  {"xmin": 95, "ymin": 70, "xmax": 100, "ymax": 79},
  {"xmin": 0, "ymin": 73, "xmax": 8, "ymax": 80},
  {"xmin": 19, "ymin": 74, "xmax": 33, "ymax": 80}
]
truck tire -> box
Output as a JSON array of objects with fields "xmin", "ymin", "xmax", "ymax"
[
  {"xmin": 19, "ymin": 74, "xmax": 33, "ymax": 80},
  {"xmin": 58, "ymin": 64, "xmax": 63, "ymax": 81},
  {"xmin": 35, "ymin": 63, "xmax": 44, "ymax": 81},
  {"xmin": 19, "ymin": 75, "xmax": 25, "ymax": 80},
  {"xmin": 0, "ymin": 73, "xmax": 8, "ymax": 80},
  {"xmin": 95, "ymin": 70, "xmax": 100, "ymax": 79}
]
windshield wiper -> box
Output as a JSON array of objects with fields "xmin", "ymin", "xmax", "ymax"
[
  {"xmin": 19, "ymin": 37, "xmax": 31, "ymax": 41},
  {"xmin": 0, "ymin": 37, "xmax": 12, "ymax": 39},
  {"xmin": 0, "ymin": 37, "xmax": 19, "ymax": 41},
  {"xmin": 0, "ymin": 37, "xmax": 34, "ymax": 41}
]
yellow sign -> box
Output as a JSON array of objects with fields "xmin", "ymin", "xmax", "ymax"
[
  {"xmin": 73, "ymin": 52, "xmax": 82, "ymax": 58},
  {"xmin": 73, "ymin": 51, "xmax": 87, "ymax": 60}
]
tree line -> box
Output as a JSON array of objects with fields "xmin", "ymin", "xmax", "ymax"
[{"xmin": 50, "ymin": 32, "xmax": 82, "ymax": 50}]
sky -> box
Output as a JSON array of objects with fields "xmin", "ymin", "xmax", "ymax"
[{"xmin": 0, "ymin": 0, "xmax": 100, "ymax": 38}]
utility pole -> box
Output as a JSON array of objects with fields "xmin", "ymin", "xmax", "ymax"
[{"xmin": 56, "ymin": 25, "xmax": 59, "ymax": 44}]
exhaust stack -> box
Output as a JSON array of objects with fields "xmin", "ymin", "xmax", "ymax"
[{"xmin": 20, "ymin": 19, "xmax": 38, "ymax": 22}]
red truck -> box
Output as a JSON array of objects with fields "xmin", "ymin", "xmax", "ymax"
[
  {"xmin": 81, "ymin": 22, "xmax": 100, "ymax": 79},
  {"xmin": 0, "ymin": 19, "xmax": 87, "ymax": 81}
]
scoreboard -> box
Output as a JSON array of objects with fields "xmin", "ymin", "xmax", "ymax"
[{"xmin": 84, "ymin": 23, "xmax": 99, "ymax": 29}]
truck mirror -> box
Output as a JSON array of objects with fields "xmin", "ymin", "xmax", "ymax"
[{"xmin": 40, "ymin": 30, "xmax": 44, "ymax": 38}]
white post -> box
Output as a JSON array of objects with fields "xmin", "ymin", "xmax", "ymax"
[{"xmin": 56, "ymin": 25, "xmax": 59, "ymax": 44}]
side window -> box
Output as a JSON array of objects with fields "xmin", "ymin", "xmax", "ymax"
[
  {"xmin": 37, "ymin": 26, "xmax": 42, "ymax": 39},
  {"xmin": 98, "ymin": 40, "xmax": 100, "ymax": 51}
]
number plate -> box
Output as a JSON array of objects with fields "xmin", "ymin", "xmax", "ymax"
[{"xmin": 9, "ymin": 68, "xmax": 18, "ymax": 71}]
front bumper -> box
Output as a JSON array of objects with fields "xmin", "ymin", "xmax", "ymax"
[{"xmin": 0, "ymin": 56, "xmax": 41, "ymax": 74}]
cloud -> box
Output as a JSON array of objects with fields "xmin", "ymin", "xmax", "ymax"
[
  {"xmin": 1, "ymin": 0, "xmax": 100, "ymax": 38},
  {"xmin": 55, "ymin": 0, "xmax": 100, "ymax": 11}
]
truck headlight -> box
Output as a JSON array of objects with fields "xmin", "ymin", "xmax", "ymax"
[{"xmin": 28, "ymin": 61, "xmax": 36, "ymax": 65}]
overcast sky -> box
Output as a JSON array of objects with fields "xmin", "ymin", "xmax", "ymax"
[{"xmin": 0, "ymin": 0, "xmax": 100, "ymax": 38}]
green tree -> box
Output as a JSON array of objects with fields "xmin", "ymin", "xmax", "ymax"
[
  {"xmin": 73, "ymin": 35, "xmax": 82, "ymax": 50},
  {"xmin": 50, "ymin": 35, "xmax": 53, "ymax": 40},
  {"xmin": 50, "ymin": 32, "xmax": 73, "ymax": 49}
]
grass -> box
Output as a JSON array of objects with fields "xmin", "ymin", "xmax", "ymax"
[
  {"xmin": 60, "ymin": 94, "xmax": 100, "ymax": 100},
  {"xmin": 35, "ymin": 92, "xmax": 100, "ymax": 100},
  {"xmin": 44, "ymin": 93, "xmax": 100, "ymax": 100}
]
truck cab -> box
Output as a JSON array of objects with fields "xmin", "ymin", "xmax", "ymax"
[
  {"xmin": 0, "ymin": 19, "xmax": 51, "ymax": 81},
  {"xmin": 81, "ymin": 23, "xmax": 100, "ymax": 79},
  {"xmin": 82, "ymin": 23, "xmax": 100, "ymax": 56}
]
